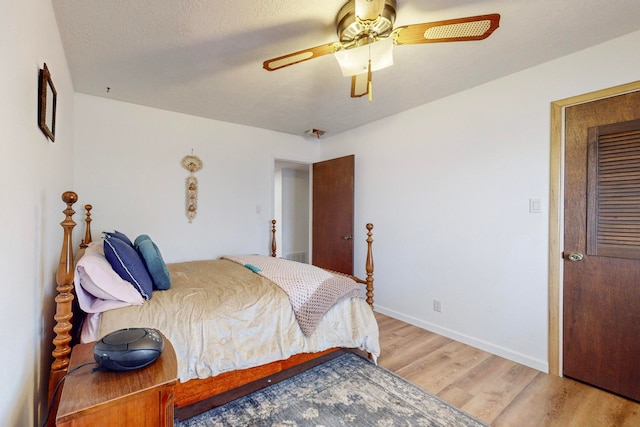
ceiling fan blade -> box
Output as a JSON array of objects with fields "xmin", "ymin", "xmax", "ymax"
[
  {"xmin": 263, "ymin": 42, "xmax": 341, "ymax": 71},
  {"xmin": 351, "ymin": 72, "xmax": 369, "ymax": 98},
  {"xmin": 392, "ymin": 13, "xmax": 500, "ymax": 45},
  {"xmin": 355, "ymin": 0, "xmax": 385, "ymax": 21}
]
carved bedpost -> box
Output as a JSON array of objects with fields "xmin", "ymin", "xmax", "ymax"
[
  {"xmin": 271, "ymin": 219, "xmax": 277, "ymax": 257},
  {"xmin": 80, "ymin": 204, "xmax": 92, "ymax": 248},
  {"xmin": 47, "ymin": 191, "xmax": 77, "ymax": 426},
  {"xmin": 365, "ymin": 223, "xmax": 374, "ymax": 309}
]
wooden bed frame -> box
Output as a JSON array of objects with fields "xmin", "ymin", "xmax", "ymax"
[{"xmin": 48, "ymin": 191, "xmax": 375, "ymax": 422}]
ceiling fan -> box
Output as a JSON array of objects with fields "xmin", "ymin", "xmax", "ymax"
[{"xmin": 263, "ymin": 0, "xmax": 500, "ymax": 100}]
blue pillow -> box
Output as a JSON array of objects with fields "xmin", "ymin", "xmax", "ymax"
[
  {"xmin": 104, "ymin": 230, "xmax": 134, "ymax": 247},
  {"xmin": 103, "ymin": 235, "xmax": 153, "ymax": 300},
  {"xmin": 135, "ymin": 235, "xmax": 172, "ymax": 291}
]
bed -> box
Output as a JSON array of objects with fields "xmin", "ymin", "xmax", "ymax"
[{"xmin": 48, "ymin": 191, "xmax": 379, "ymax": 421}]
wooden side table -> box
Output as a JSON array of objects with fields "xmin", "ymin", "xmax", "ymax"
[{"xmin": 56, "ymin": 334, "xmax": 178, "ymax": 427}]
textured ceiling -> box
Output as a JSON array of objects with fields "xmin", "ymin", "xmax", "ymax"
[{"xmin": 52, "ymin": 0, "xmax": 640, "ymax": 138}]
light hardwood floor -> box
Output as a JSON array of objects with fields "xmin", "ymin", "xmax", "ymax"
[{"xmin": 373, "ymin": 312, "xmax": 640, "ymax": 426}]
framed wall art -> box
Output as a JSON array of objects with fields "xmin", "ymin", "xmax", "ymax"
[{"xmin": 38, "ymin": 63, "xmax": 57, "ymax": 142}]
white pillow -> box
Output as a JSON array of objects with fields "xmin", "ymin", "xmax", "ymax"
[
  {"xmin": 86, "ymin": 240, "xmax": 104, "ymax": 254},
  {"xmin": 74, "ymin": 243, "xmax": 144, "ymax": 313}
]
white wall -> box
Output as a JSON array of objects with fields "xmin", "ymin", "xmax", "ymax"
[
  {"xmin": 320, "ymin": 30, "xmax": 640, "ymax": 372},
  {"xmin": 73, "ymin": 94, "xmax": 321, "ymax": 262},
  {"xmin": 0, "ymin": 1, "xmax": 75, "ymax": 425}
]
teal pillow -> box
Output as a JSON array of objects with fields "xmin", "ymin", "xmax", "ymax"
[
  {"xmin": 244, "ymin": 263, "xmax": 261, "ymax": 274},
  {"xmin": 104, "ymin": 235, "xmax": 153, "ymax": 299},
  {"xmin": 135, "ymin": 235, "xmax": 171, "ymax": 290},
  {"xmin": 133, "ymin": 234, "xmax": 151, "ymax": 247}
]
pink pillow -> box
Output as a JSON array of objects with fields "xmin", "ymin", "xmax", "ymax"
[{"xmin": 74, "ymin": 243, "xmax": 144, "ymax": 313}]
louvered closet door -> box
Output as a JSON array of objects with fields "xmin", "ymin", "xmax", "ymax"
[
  {"xmin": 587, "ymin": 120, "xmax": 640, "ymax": 259},
  {"xmin": 564, "ymin": 97, "xmax": 640, "ymax": 402}
]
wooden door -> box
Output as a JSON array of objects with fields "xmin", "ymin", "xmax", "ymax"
[
  {"xmin": 312, "ymin": 155, "xmax": 354, "ymax": 274},
  {"xmin": 563, "ymin": 91, "xmax": 640, "ymax": 401}
]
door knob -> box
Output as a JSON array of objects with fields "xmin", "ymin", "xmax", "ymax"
[
  {"xmin": 567, "ymin": 252, "xmax": 584, "ymax": 262},
  {"xmin": 343, "ymin": 234, "xmax": 353, "ymax": 240}
]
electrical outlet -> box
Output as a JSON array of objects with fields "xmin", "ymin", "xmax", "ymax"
[{"xmin": 433, "ymin": 299, "xmax": 442, "ymax": 312}]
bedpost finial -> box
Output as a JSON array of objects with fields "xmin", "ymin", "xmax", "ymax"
[
  {"xmin": 81, "ymin": 204, "xmax": 93, "ymax": 248},
  {"xmin": 364, "ymin": 223, "xmax": 374, "ymax": 309},
  {"xmin": 271, "ymin": 219, "xmax": 277, "ymax": 257},
  {"xmin": 62, "ymin": 191, "xmax": 78, "ymax": 205}
]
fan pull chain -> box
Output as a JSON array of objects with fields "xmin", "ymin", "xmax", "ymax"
[{"xmin": 367, "ymin": 58, "xmax": 373, "ymax": 102}]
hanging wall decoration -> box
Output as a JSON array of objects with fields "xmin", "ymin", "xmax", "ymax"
[
  {"xmin": 181, "ymin": 153, "xmax": 203, "ymax": 223},
  {"xmin": 38, "ymin": 63, "xmax": 57, "ymax": 142}
]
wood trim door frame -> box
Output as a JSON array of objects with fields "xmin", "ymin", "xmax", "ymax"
[{"xmin": 548, "ymin": 80, "xmax": 640, "ymax": 376}]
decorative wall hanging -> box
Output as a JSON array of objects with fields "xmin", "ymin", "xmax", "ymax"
[
  {"xmin": 38, "ymin": 63, "xmax": 57, "ymax": 141},
  {"xmin": 181, "ymin": 153, "xmax": 203, "ymax": 223}
]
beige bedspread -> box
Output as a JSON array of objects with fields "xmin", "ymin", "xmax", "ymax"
[{"xmin": 90, "ymin": 259, "xmax": 380, "ymax": 382}]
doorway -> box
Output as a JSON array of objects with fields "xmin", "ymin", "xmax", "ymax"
[
  {"xmin": 273, "ymin": 155, "xmax": 356, "ymax": 273},
  {"xmin": 548, "ymin": 80, "xmax": 640, "ymax": 379},
  {"xmin": 274, "ymin": 160, "xmax": 311, "ymax": 263}
]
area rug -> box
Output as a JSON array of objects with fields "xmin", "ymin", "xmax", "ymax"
[{"xmin": 176, "ymin": 352, "xmax": 488, "ymax": 427}]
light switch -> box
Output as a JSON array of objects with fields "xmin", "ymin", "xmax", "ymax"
[{"xmin": 529, "ymin": 198, "xmax": 542, "ymax": 213}]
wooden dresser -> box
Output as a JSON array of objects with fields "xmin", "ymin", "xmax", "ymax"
[{"xmin": 56, "ymin": 334, "xmax": 178, "ymax": 427}]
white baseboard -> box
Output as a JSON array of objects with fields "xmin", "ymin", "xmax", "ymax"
[{"xmin": 374, "ymin": 304, "xmax": 549, "ymax": 373}]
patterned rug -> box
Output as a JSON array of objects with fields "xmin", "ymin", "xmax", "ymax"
[{"xmin": 176, "ymin": 352, "xmax": 488, "ymax": 427}]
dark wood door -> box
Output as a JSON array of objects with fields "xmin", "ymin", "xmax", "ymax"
[
  {"xmin": 563, "ymin": 91, "xmax": 640, "ymax": 401},
  {"xmin": 312, "ymin": 155, "xmax": 354, "ymax": 274}
]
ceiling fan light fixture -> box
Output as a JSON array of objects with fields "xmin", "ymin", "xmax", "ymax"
[
  {"xmin": 334, "ymin": 36, "xmax": 393, "ymax": 77},
  {"xmin": 262, "ymin": 0, "xmax": 500, "ymax": 101}
]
